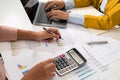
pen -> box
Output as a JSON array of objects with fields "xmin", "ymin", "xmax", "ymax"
[
  {"xmin": 43, "ymin": 27, "xmax": 53, "ymax": 34},
  {"xmin": 43, "ymin": 27, "xmax": 63, "ymax": 39},
  {"xmin": 87, "ymin": 40, "xmax": 108, "ymax": 45}
]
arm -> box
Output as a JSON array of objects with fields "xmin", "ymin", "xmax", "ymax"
[
  {"xmin": 84, "ymin": 3, "xmax": 120, "ymax": 30},
  {"xmin": 0, "ymin": 26, "xmax": 17, "ymax": 41},
  {"xmin": 63, "ymin": 0, "xmax": 93, "ymax": 9},
  {"xmin": 0, "ymin": 26, "xmax": 60, "ymax": 42},
  {"xmin": 68, "ymin": 13, "xmax": 84, "ymax": 25},
  {"xmin": 73, "ymin": 0, "xmax": 93, "ymax": 8}
]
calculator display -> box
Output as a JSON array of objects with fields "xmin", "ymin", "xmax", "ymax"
[{"xmin": 68, "ymin": 50, "xmax": 83, "ymax": 64}]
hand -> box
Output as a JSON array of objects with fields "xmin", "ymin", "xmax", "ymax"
[
  {"xmin": 47, "ymin": 10, "xmax": 69, "ymax": 20},
  {"xmin": 44, "ymin": 0, "xmax": 65, "ymax": 10},
  {"xmin": 22, "ymin": 58, "xmax": 56, "ymax": 80},
  {"xmin": 0, "ymin": 60, "xmax": 6, "ymax": 80},
  {"xmin": 34, "ymin": 27, "xmax": 61, "ymax": 42}
]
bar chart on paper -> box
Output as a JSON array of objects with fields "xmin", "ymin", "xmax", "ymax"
[
  {"xmin": 75, "ymin": 65, "xmax": 98, "ymax": 80},
  {"xmin": 17, "ymin": 64, "xmax": 30, "ymax": 75},
  {"xmin": 75, "ymin": 66, "xmax": 96, "ymax": 80}
]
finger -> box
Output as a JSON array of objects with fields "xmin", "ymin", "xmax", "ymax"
[
  {"xmin": 48, "ymin": 66, "xmax": 56, "ymax": 73},
  {"xmin": 44, "ymin": 58, "xmax": 55, "ymax": 64},
  {"xmin": 49, "ymin": 15, "xmax": 59, "ymax": 20},
  {"xmin": 47, "ymin": 72, "xmax": 56, "ymax": 79},
  {"xmin": 53, "ymin": 29, "xmax": 61, "ymax": 39},
  {"xmin": 45, "ymin": 2, "xmax": 55, "ymax": 10},
  {"xmin": 55, "ymin": 29, "xmax": 61, "ymax": 38},
  {"xmin": 48, "ymin": 39, "xmax": 54, "ymax": 43},
  {"xmin": 44, "ymin": 38, "xmax": 53, "ymax": 43},
  {"xmin": 44, "ymin": 1, "xmax": 52, "ymax": 9},
  {"xmin": 47, "ymin": 10, "xmax": 58, "ymax": 18},
  {"xmin": 44, "ymin": 38, "xmax": 52, "ymax": 42},
  {"xmin": 49, "ymin": 28, "xmax": 61, "ymax": 39},
  {"xmin": 45, "ymin": 64, "xmax": 56, "ymax": 74},
  {"xmin": 47, "ymin": 11, "xmax": 56, "ymax": 18},
  {"xmin": 52, "ymin": 33, "xmax": 60, "ymax": 39}
]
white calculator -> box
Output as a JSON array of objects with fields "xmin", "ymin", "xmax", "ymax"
[{"xmin": 55, "ymin": 48, "xmax": 87, "ymax": 76}]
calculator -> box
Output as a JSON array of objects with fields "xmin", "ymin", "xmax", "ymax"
[{"xmin": 55, "ymin": 48, "xmax": 87, "ymax": 76}]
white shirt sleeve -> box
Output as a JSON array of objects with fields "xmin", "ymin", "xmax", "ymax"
[
  {"xmin": 63, "ymin": 0, "xmax": 84, "ymax": 26},
  {"xmin": 100, "ymin": 0, "xmax": 108, "ymax": 13},
  {"xmin": 63, "ymin": 0, "xmax": 75, "ymax": 9},
  {"xmin": 68, "ymin": 13, "xmax": 84, "ymax": 26}
]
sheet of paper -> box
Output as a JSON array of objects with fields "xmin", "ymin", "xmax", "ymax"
[
  {"xmin": 4, "ymin": 49, "xmax": 55, "ymax": 80},
  {"xmin": 67, "ymin": 27, "xmax": 120, "ymax": 66},
  {"xmin": 4, "ymin": 45, "xmax": 110, "ymax": 80},
  {"xmin": 0, "ymin": 42, "xmax": 13, "ymax": 58},
  {"xmin": 68, "ymin": 6, "xmax": 104, "ymax": 16},
  {"xmin": 83, "ymin": 37, "xmax": 120, "ymax": 66}
]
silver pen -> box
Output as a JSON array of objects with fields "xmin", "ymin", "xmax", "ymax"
[{"xmin": 87, "ymin": 40, "xmax": 108, "ymax": 45}]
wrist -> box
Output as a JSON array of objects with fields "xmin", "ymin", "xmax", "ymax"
[
  {"xmin": 17, "ymin": 29, "xmax": 36, "ymax": 40},
  {"xmin": 33, "ymin": 31, "xmax": 44, "ymax": 41}
]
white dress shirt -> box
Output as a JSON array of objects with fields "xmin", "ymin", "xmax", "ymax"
[{"xmin": 63, "ymin": 0, "xmax": 108, "ymax": 26}]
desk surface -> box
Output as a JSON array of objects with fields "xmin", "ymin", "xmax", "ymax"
[{"xmin": 0, "ymin": 0, "xmax": 32, "ymax": 30}]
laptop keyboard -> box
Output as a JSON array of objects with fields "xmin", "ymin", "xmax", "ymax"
[{"xmin": 36, "ymin": 3, "xmax": 52, "ymax": 24}]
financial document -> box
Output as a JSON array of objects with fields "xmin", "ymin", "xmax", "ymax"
[
  {"xmin": 4, "ymin": 45, "xmax": 110, "ymax": 80},
  {"xmin": 67, "ymin": 27, "xmax": 120, "ymax": 66}
]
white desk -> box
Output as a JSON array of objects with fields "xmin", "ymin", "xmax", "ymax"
[
  {"xmin": 0, "ymin": 0, "xmax": 34, "ymax": 58},
  {"xmin": 0, "ymin": 1, "xmax": 120, "ymax": 80},
  {"xmin": 0, "ymin": 0, "xmax": 32, "ymax": 30}
]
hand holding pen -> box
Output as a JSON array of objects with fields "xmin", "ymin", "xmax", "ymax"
[{"xmin": 42, "ymin": 27, "xmax": 61, "ymax": 42}]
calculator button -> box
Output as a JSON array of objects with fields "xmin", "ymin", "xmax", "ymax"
[
  {"xmin": 57, "ymin": 67, "xmax": 61, "ymax": 70},
  {"xmin": 60, "ymin": 64, "xmax": 64, "ymax": 69},
  {"xmin": 55, "ymin": 53, "xmax": 79, "ymax": 75},
  {"xmin": 58, "ymin": 61, "xmax": 61, "ymax": 65},
  {"xmin": 63, "ymin": 63, "xmax": 67, "ymax": 67}
]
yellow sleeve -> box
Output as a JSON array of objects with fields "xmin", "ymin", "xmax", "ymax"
[
  {"xmin": 74, "ymin": 0, "xmax": 93, "ymax": 8},
  {"xmin": 84, "ymin": 3, "xmax": 120, "ymax": 30}
]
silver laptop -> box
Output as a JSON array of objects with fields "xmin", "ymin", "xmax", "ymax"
[
  {"xmin": 21, "ymin": 0, "xmax": 67, "ymax": 28},
  {"xmin": 33, "ymin": 2, "xmax": 67, "ymax": 28}
]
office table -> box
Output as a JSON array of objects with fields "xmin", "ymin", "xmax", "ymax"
[{"xmin": 0, "ymin": 0, "xmax": 32, "ymax": 30}]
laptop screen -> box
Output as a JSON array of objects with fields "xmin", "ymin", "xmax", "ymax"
[{"xmin": 20, "ymin": 0, "xmax": 39, "ymax": 23}]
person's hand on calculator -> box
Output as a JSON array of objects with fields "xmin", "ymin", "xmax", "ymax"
[{"xmin": 22, "ymin": 58, "xmax": 56, "ymax": 80}]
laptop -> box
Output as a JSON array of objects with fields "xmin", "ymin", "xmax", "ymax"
[{"xmin": 21, "ymin": 0, "xmax": 67, "ymax": 28}]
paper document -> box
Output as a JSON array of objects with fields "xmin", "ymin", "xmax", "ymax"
[
  {"xmin": 83, "ymin": 37, "xmax": 120, "ymax": 66},
  {"xmin": 68, "ymin": 28, "xmax": 120, "ymax": 66},
  {"xmin": 4, "ymin": 45, "xmax": 110, "ymax": 80},
  {"xmin": 68, "ymin": 6, "xmax": 103, "ymax": 16}
]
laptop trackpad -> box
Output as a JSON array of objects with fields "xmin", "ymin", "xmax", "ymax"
[{"xmin": 52, "ymin": 19, "xmax": 67, "ymax": 28}]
